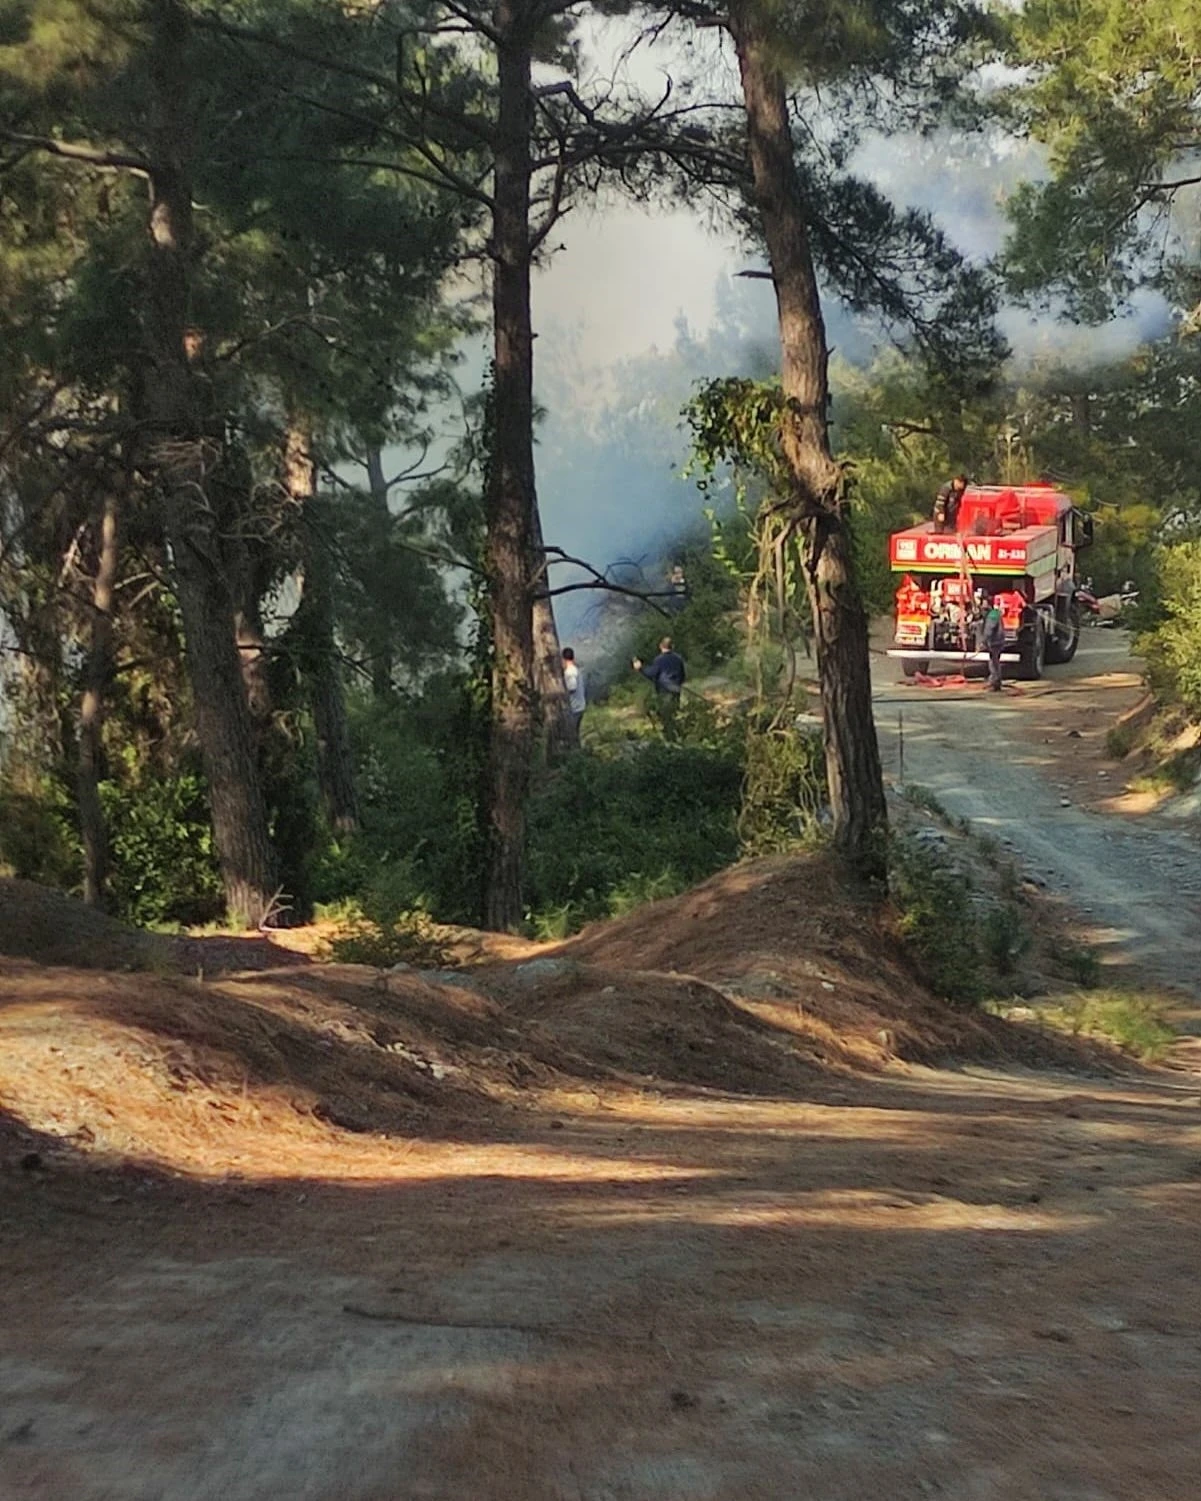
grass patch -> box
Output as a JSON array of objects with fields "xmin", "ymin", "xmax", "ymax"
[
  {"xmin": 901, "ymin": 784, "xmax": 949, "ymax": 820},
  {"xmin": 1017, "ymin": 990, "xmax": 1178, "ymax": 1062},
  {"xmin": 1105, "ymin": 723, "xmax": 1136, "ymax": 760},
  {"xmin": 327, "ymin": 907, "xmax": 451, "ymax": 969}
]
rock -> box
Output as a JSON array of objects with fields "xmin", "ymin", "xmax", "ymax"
[
  {"xmin": 418, "ymin": 969, "xmax": 480, "ymax": 991},
  {"xmin": 512, "ymin": 957, "xmax": 580, "ymax": 988},
  {"xmin": 1059, "ymin": 797, "xmax": 1071, "ymax": 807}
]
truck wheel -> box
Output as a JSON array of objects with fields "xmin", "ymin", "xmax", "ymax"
[
  {"xmin": 1045, "ymin": 600, "xmax": 1081, "ymax": 664},
  {"xmin": 1018, "ymin": 618, "xmax": 1046, "ymax": 680}
]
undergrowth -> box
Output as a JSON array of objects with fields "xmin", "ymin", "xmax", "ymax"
[
  {"xmin": 888, "ymin": 834, "xmax": 984, "ymax": 1004},
  {"xmin": 995, "ymin": 991, "xmax": 1177, "ymax": 1062}
]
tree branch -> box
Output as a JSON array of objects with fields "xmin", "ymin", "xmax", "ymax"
[{"xmin": 0, "ymin": 130, "xmax": 148, "ymax": 174}]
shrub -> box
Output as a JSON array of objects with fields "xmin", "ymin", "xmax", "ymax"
[
  {"xmin": 1055, "ymin": 939, "xmax": 1102, "ymax": 988},
  {"xmin": 328, "ymin": 906, "xmax": 450, "ymax": 969},
  {"xmin": 984, "ymin": 903, "xmax": 1031, "ymax": 975},
  {"xmin": 0, "ymin": 774, "xmax": 80, "ymax": 889},
  {"xmin": 526, "ymin": 741, "xmax": 742, "ymax": 932},
  {"xmin": 739, "ymin": 722, "xmax": 826, "ymax": 855},
  {"xmin": 889, "ymin": 834, "xmax": 983, "ymax": 1004},
  {"xmin": 99, "ymin": 769, "xmax": 223, "ymax": 927},
  {"xmin": 1139, "ymin": 541, "xmax": 1201, "ymax": 715}
]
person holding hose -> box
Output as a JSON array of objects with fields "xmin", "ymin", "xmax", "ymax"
[
  {"xmin": 633, "ymin": 637, "xmax": 686, "ymax": 737},
  {"xmin": 981, "ymin": 601, "xmax": 1005, "ymax": 692}
]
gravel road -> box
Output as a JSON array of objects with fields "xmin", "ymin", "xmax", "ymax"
[{"xmin": 871, "ymin": 630, "xmax": 1201, "ymax": 1001}]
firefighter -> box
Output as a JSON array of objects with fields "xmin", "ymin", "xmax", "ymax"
[
  {"xmin": 933, "ymin": 474, "xmax": 968, "ymax": 533},
  {"xmin": 981, "ymin": 601, "xmax": 1005, "ymax": 692}
]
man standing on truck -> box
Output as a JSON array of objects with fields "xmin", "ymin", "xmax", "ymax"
[
  {"xmin": 981, "ymin": 602, "xmax": 1005, "ymax": 692},
  {"xmin": 933, "ymin": 474, "xmax": 968, "ymax": 533}
]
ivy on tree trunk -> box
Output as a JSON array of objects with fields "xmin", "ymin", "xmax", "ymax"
[{"xmin": 729, "ymin": 0, "xmax": 887, "ymax": 877}]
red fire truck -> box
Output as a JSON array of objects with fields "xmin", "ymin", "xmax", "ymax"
[{"xmin": 887, "ymin": 483, "xmax": 1094, "ymax": 680}]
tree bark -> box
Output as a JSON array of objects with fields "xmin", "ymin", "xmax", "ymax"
[
  {"xmin": 143, "ymin": 0, "xmax": 278, "ymax": 928},
  {"xmin": 77, "ymin": 489, "xmax": 119, "ymax": 908},
  {"xmin": 481, "ymin": 0, "xmax": 537, "ymax": 931},
  {"xmin": 530, "ymin": 504, "xmax": 575, "ymax": 759},
  {"xmin": 729, "ymin": 3, "xmax": 888, "ymax": 876},
  {"xmin": 288, "ymin": 425, "xmax": 360, "ymax": 832},
  {"xmin": 364, "ymin": 445, "xmax": 396, "ymax": 699}
]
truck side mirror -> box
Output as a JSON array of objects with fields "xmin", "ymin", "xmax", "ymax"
[{"xmin": 1076, "ymin": 511, "xmax": 1095, "ymax": 550}]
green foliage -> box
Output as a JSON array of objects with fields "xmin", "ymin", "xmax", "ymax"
[
  {"xmin": 327, "ymin": 906, "xmax": 450, "ymax": 970},
  {"xmin": 984, "ymin": 903, "xmax": 1031, "ymax": 976},
  {"xmin": 310, "ymin": 681, "xmax": 485, "ymax": 926},
  {"xmin": 888, "ymin": 834, "xmax": 983, "ymax": 1004},
  {"xmin": 525, "ymin": 742, "xmax": 742, "ymax": 934},
  {"xmin": 0, "ymin": 772, "xmax": 79, "ymax": 888},
  {"xmin": 98, "ymin": 770, "xmax": 223, "ymax": 927},
  {"xmin": 607, "ymin": 868, "xmax": 688, "ymax": 919},
  {"xmin": 739, "ymin": 723, "xmax": 826, "ymax": 856},
  {"xmin": 1037, "ymin": 990, "xmax": 1177, "ymax": 1062},
  {"xmin": 1138, "ymin": 541, "xmax": 1201, "ymax": 716},
  {"xmin": 1054, "ymin": 940, "xmax": 1103, "ymax": 989},
  {"xmin": 1105, "ymin": 723, "xmax": 1136, "ymax": 760},
  {"xmin": 1001, "ymin": 0, "xmax": 1201, "ymax": 319}
]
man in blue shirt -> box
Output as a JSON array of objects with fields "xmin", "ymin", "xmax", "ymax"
[{"xmin": 633, "ymin": 637, "xmax": 686, "ymax": 735}]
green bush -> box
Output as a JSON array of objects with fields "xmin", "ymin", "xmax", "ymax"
[
  {"xmin": 328, "ymin": 906, "xmax": 450, "ymax": 969},
  {"xmin": 99, "ymin": 770, "xmax": 223, "ymax": 927},
  {"xmin": 0, "ymin": 774, "xmax": 80, "ymax": 889},
  {"xmin": 526, "ymin": 741, "xmax": 742, "ymax": 932},
  {"xmin": 1139, "ymin": 541, "xmax": 1201, "ymax": 715},
  {"xmin": 984, "ymin": 902, "xmax": 1031, "ymax": 975},
  {"xmin": 889, "ymin": 834, "xmax": 983, "ymax": 1004},
  {"xmin": 739, "ymin": 723, "xmax": 826, "ymax": 855}
]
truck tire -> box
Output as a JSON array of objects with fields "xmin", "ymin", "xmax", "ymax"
[
  {"xmin": 1018, "ymin": 617, "xmax": 1047, "ymax": 680},
  {"xmin": 1046, "ymin": 600, "xmax": 1081, "ymax": 664}
]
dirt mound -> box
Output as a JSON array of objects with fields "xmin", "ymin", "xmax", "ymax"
[
  {"xmin": 0, "ymin": 878, "xmax": 311, "ymax": 975},
  {"xmin": 466, "ymin": 959, "xmax": 817, "ymax": 1095},
  {"xmin": 0, "ymin": 878, "xmax": 168, "ymax": 970},
  {"xmin": 560, "ymin": 853, "xmax": 1050, "ymax": 1068},
  {"xmin": 0, "ymin": 944, "xmax": 823, "ymax": 1178}
]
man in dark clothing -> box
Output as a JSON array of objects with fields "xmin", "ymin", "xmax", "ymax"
[
  {"xmin": 981, "ymin": 602, "xmax": 1005, "ymax": 692},
  {"xmin": 633, "ymin": 636, "xmax": 686, "ymax": 736},
  {"xmin": 933, "ymin": 474, "xmax": 968, "ymax": 533}
]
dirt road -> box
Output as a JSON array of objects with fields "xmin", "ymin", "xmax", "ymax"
[
  {"xmin": 872, "ymin": 629, "xmax": 1201, "ymax": 1000},
  {"xmin": 4, "ymin": 634, "xmax": 1201, "ymax": 1501},
  {"xmin": 5, "ymin": 1063, "xmax": 1201, "ymax": 1501}
]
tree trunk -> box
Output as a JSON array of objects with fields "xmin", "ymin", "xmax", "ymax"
[
  {"xmin": 530, "ymin": 504, "xmax": 574, "ymax": 758},
  {"xmin": 730, "ymin": 4, "xmax": 887, "ymax": 877},
  {"xmin": 364, "ymin": 445, "xmax": 396, "ymax": 699},
  {"xmin": 482, "ymin": 0, "xmax": 537, "ymax": 931},
  {"xmin": 77, "ymin": 490, "xmax": 119, "ymax": 908},
  {"xmin": 143, "ymin": 0, "xmax": 278, "ymax": 928},
  {"xmin": 288, "ymin": 425, "xmax": 360, "ymax": 832}
]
